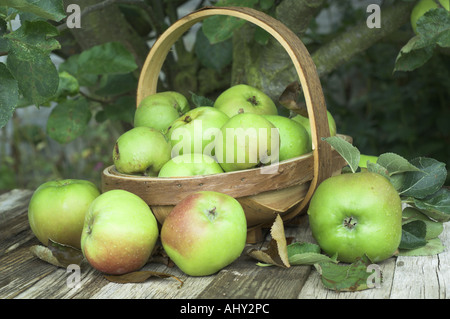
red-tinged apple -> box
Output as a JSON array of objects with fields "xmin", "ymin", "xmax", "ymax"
[
  {"xmin": 134, "ymin": 91, "xmax": 190, "ymax": 132},
  {"xmin": 215, "ymin": 113, "xmax": 280, "ymax": 172},
  {"xmin": 28, "ymin": 179, "xmax": 100, "ymax": 249},
  {"xmin": 161, "ymin": 191, "xmax": 247, "ymax": 276},
  {"xmin": 262, "ymin": 114, "xmax": 311, "ymax": 161},
  {"xmin": 81, "ymin": 189, "xmax": 159, "ymax": 275},
  {"xmin": 113, "ymin": 126, "xmax": 171, "ymax": 176},
  {"xmin": 308, "ymin": 172, "xmax": 402, "ymax": 263},
  {"xmin": 213, "ymin": 84, "xmax": 278, "ymax": 118},
  {"xmin": 158, "ymin": 153, "xmax": 224, "ymax": 177},
  {"xmin": 166, "ymin": 106, "xmax": 229, "ymax": 157}
]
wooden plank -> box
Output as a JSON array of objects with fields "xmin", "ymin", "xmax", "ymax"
[{"xmin": 390, "ymin": 223, "xmax": 450, "ymax": 299}]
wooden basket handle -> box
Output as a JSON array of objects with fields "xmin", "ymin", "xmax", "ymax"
[{"xmin": 136, "ymin": 6, "xmax": 333, "ymax": 217}]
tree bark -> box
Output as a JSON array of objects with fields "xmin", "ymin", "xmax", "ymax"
[
  {"xmin": 62, "ymin": 0, "xmax": 149, "ymax": 70},
  {"xmin": 231, "ymin": 1, "xmax": 416, "ymax": 104},
  {"xmin": 312, "ymin": 1, "xmax": 416, "ymax": 77}
]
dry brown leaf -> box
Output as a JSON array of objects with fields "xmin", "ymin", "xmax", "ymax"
[
  {"xmin": 104, "ymin": 270, "xmax": 184, "ymax": 289},
  {"xmin": 30, "ymin": 245, "xmax": 66, "ymax": 268},
  {"xmin": 30, "ymin": 240, "xmax": 84, "ymax": 268},
  {"xmin": 247, "ymin": 214, "xmax": 291, "ymax": 268},
  {"xmin": 278, "ymin": 81, "xmax": 308, "ymax": 117}
]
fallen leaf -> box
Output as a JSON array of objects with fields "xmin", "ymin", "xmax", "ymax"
[
  {"xmin": 315, "ymin": 255, "xmax": 380, "ymax": 292},
  {"xmin": 30, "ymin": 240, "xmax": 84, "ymax": 268},
  {"xmin": 104, "ymin": 271, "xmax": 184, "ymax": 289},
  {"xmin": 247, "ymin": 214, "xmax": 290, "ymax": 268}
]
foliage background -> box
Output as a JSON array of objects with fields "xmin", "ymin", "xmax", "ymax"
[{"xmin": 0, "ymin": 0, "xmax": 449, "ymax": 193}]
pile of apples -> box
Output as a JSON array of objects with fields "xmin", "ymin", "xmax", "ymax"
[
  {"xmin": 113, "ymin": 84, "xmax": 336, "ymax": 178},
  {"xmin": 27, "ymin": 84, "xmax": 337, "ymax": 277}
]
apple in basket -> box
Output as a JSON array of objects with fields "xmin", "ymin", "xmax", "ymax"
[
  {"xmin": 291, "ymin": 110, "xmax": 337, "ymax": 148},
  {"xmin": 215, "ymin": 113, "xmax": 280, "ymax": 172},
  {"xmin": 28, "ymin": 179, "xmax": 100, "ymax": 249},
  {"xmin": 262, "ymin": 114, "xmax": 311, "ymax": 161},
  {"xmin": 213, "ymin": 84, "xmax": 278, "ymax": 118},
  {"xmin": 158, "ymin": 153, "xmax": 224, "ymax": 177},
  {"xmin": 134, "ymin": 91, "xmax": 190, "ymax": 132},
  {"xmin": 81, "ymin": 190, "xmax": 159, "ymax": 275},
  {"xmin": 112, "ymin": 126, "xmax": 171, "ymax": 176},
  {"xmin": 166, "ymin": 106, "xmax": 229, "ymax": 157},
  {"xmin": 161, "ymin": 191, "xmax": 247, "ymax": 276}
]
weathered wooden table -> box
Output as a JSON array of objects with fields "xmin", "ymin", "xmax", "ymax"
[{"xmin": 1, "ymin": 188, "xmax": 449, "ymax": 302}]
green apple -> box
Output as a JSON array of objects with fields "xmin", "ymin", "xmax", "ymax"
[
  {"xmin": 308, "ymin": 172, "xmax": 402, "ymax": 263},
  {"xmin": 213, "ymin": 84, "xmax": 278, "ymax": 118},
  {"xmin": 158, "ymin": 153, "xmax": 224, "ymax": 177},
  {"xmin": 28, "ymin": 179, "xmax": 100, "ymax": 249},
  {"xmin": 166, "ymin": 106, "xmax": 229, "ymax": 157},
  {"xmin": 134, "ymin": 91, "xmax": 190, "ymax": 132},
  {"xmin": 410, "ymin": 0, "xmax": 449, "ymax": 34},
  {"xmin": 262, "ymin": 114, "xmax": 312, "ymax": 161},
  {"xmin": 215, "ymin": 113, "xmax": 279, "ymax": 172},
  {"xmin": 161, "ymin": 191, "xmax": 247, "ymax": 276},
  {"xmin": 292, "ymin": 110, "xmax": 336, "ymax": 147},
  {"xmin": 81, "ymin": 189, "xmax": 159, "ymax": 275},
  {"xmin": 113, "ymin": 126, "xmax": 171, "ymax": 176},
  {"xmin": 359, "ymin": 154, "xmax": 379, "ymax": 169}
]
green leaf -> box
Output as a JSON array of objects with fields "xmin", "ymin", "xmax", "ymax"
[
  {"xmin": 55, "ymin": 71, "xmax": 79, "ymax": 98},
  {"xmin": 202, "ymin": 0, "xmax": 259, "ymax": 44},
  {"xmin": 46, "ymin": 98, "xmax": 92, "ymax": 144},
  {"xmin": 409, "ymin": 188, "xmax": 450, "ymax": 222},
  {"xmin": 5, "ymin": 21, "xmax": 60, "ymax": 106},
  {"xmin": 323, "ymin": 136, "xmax": 360, "ymax": 173},
  {"xmin": 77, "ymin": 42, "xmax": 138, "ymax": 75},
  {"xmin": 1, "ymin": 0, "xmax": 66, "ymax": 22},
  {"xmin": 315, "ymin": 255, "xmax": 378, "ymax": 292},
  {"xmin": 0, "ymin": 17, "xmax": 9, "ymax": 52},
  {"xmin": 399, "ymin": 157, "xmax": 447, "ymax": 199},
  {"xmin": 399, "ymin": 220, "xmax": 427, "ymax": 250},
  {"xmin": 287, "ymin": 242, "xmax": 338, "ymax": 266},
  {"xmin": 194, "ymin": 27, "xmax": 233, "ymax": 71},
  {"xmin": 95, "ymin": 95, "xmax": 135, "ymax": 125},
  {"xmin": 0, "ymin": 62, "xmax": 19, "ymax": 128},
  {"xmin": 402, "ymin": 207, "xmax": 444, "ymax": 239},
  {"xmin": 376, "ymin": 152, "xmax": 421, "ymax": 176},
  {"xmin": 190, "ymin": 92, "xmax": 214, "ymax": 107},
  {"xmin": 394, "ymin": 8, "xmax": 450, "ymax": 72},
  {"xmin": 4, "ymin": 20, "xmax": 60, "ymax": 54},
  {"xmin": 398, "ymin": 238, "xmax": 445, "ymax": 257}
]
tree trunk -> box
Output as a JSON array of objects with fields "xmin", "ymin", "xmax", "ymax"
[{"xmin": 63, "ymin": 0, "xmax": 149, "ymax": 70}]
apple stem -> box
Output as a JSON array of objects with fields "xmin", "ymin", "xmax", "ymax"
[
  {"xmin": 184, "ymin": 115, "xmax": 192, "ymax": 123},
  {"xmin": 343, "ymin": 216, "xmax": 357, "ymax": 229},
  {"xmin": 207, "ymin": 207, "xmax": 217, "ymax": 222},
  {"xmin": 247, "ymin": 96, "xmax": 259, "ymax": 106}
]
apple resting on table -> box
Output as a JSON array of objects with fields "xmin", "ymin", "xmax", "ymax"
[
  {"xmin": 28, "ymin": 179, "xmax": 100, "ymax": 249},
  {"xmin": 308, "ymin": 172, "xmax": 402, "ymax": 263},
  {"xmin": 81, "ymin": 190, "xmax": 159, "ymax": 275},
  {"xmin": 161, "ymin": 191, "xmax": 247, "ymax": 276}
]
